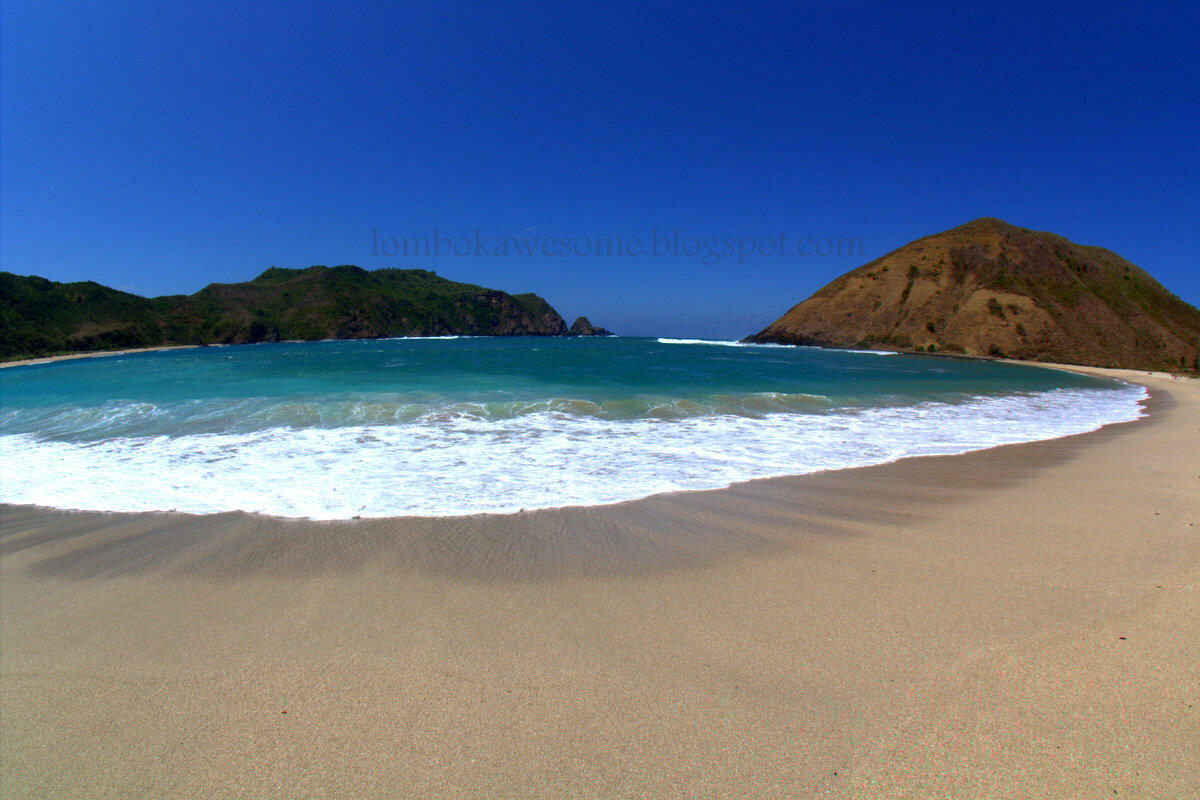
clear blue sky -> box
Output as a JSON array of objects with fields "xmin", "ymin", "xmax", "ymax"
[{"xmin": 3, "ymin": 1, "xmax": 1197, "ymax": 338}]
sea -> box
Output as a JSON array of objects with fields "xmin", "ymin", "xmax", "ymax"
[{"xmin": 0, "ymin": 337, "xmax": 1146, "ymax": 519}]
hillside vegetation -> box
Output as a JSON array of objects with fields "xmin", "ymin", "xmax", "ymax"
[{"xmin": 0, "ymin": 266, "xmax": 576, "ymax": 360}]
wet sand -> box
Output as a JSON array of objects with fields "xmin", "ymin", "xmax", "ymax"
[{"xmin": 1, "ymin": 367, "xmax": 1197, "ymax": 798}]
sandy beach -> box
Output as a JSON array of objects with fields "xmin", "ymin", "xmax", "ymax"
[
  {"xmin": 1, "ymin": 365, "xmax": 1197, "ymax": 798},
  {"xmin": 0, "ymin": 345, "xmax": 202, "ymax": 370}
]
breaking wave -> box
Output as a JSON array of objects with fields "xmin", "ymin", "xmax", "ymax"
[{"xmin": 0, "ymin": 385, "xmax": 1145, "ymax": 518}]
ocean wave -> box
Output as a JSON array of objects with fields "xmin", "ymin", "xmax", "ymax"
[
  {"xmin": 657, "ymin": 338, "xmax": 898, "ymax": 355},
  {"xmin": 0, "ymin": 391, "xmax": 844, "ymax": 439},
  {"xmin": 0, "ymin": 385, "xmax": 1146, "ymax": 519},
  {"xmin": 657, "ymin": 338, "xmax": 789, "ymax": 347},
  {"xmin": 839, "ymin": 348, "xmax": 900, "ymax": 356}
]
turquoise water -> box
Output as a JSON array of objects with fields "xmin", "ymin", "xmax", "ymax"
[{"xmin": 0, "ymin": 337, "xmax": 1144, "ymax": 517}]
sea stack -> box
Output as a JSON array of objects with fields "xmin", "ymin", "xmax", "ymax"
[{"xmin": 568, "ymin": 316, "xmax": 614, "ymax": 336}]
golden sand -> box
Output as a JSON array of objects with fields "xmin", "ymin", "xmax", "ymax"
[{"xmin": 1, "ymin": 366, "xmax": 1197, "ymax": 798}]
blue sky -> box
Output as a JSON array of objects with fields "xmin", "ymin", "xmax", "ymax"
[{"xmin": 2, "ymin": 0, "xmax": 1197, "ymax": 338}]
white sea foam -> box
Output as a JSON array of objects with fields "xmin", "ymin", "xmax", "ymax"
[
  {"xmin": 656, "ymin": 338, "xmax": 898, "ymax": 354},
  {"xmin": 839, "ymin": 348, "xmax": 900, "ymax": 356},
  {"xmin": 657, "ymin": 338, "xmax": 788, "ymax": 347},
  {"xmin": 0, "ymin": 385, "xmax": 1146, "ymax": 519}
]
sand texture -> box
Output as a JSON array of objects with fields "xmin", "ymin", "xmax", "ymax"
[{"xmin": 1, "ymin": 367, "xmax": 1198, "ymax": 798}]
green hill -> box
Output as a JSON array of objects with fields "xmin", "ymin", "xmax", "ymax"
[{"xmin": 0, "ymin": 266, "xmax": 579, "ymax": 360}]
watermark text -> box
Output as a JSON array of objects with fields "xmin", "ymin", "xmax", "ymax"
[{"xmin": 370, "ymin": 229, "xmax": 864, "ymax": 266}]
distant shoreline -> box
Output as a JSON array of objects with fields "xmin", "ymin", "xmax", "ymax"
[
  {"xmin": 1, "ymin": 337, "xmax": 1186, "ymax": 375},
  {"xmin": 0, "ymin": 344, "xmax": 203, "ymax": 369},
  {"xmin": 0, "ymin": 334, "xmax": 629, "ymax": 369}
]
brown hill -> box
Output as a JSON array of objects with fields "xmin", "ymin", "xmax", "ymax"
[{"xmin": 745, "ymin": 218, "xmax": 1200, "ymax": 371}]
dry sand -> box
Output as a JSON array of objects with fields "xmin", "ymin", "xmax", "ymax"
[
  {"xmin": 0, "ymin": 345, "xmax": 201, "ymax": 369},
  {"xmin": 1, "ymin": 366, "xmax": 1197, "ymax": 798}
]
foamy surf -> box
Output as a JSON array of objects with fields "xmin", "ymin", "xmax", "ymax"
[
  {"xmin": 0, "ymin": 384, "xmax": 1145, "ymax": 519},
  {"xmin": 1, "ymin": 337, "xmax": 1145, "ymax": 519},
  {"xmin": 657, "ymin": 338, "xmax": 788, "ymax": 347},
  {"xmin": 656, "ymin": 338, "xmax": 898, "ymax": 354}
]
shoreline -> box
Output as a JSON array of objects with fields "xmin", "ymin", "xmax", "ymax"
[
  {"xmin": 0, "ymin": 355, "xmax": 1163, "ymax": 523},
  {"xmin": 3, "ymin": 363, "xmax": 1197, "ymax": 797},
  {"xmin": 0, "ymin": 343, "xmax": 203, "ymax": 369},
  {"xmin": 0, "ymin": 364, "xmax": 1161, "ymax": 568},
  {"xmin": 4, "ymin": 336, "xmax": 1192, "ymax": 373},
  {"xmin": 0, "ymin": 382, "xmax": 1152, "ymax": 525},
  {"xmin": 0, "ymin": 333, "xmax": 628, "ymax": 369}
]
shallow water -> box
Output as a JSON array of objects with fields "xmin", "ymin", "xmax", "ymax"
[{"xmin": 0, "ymin": 337, "xmax": 1144, "ymax": 517}]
